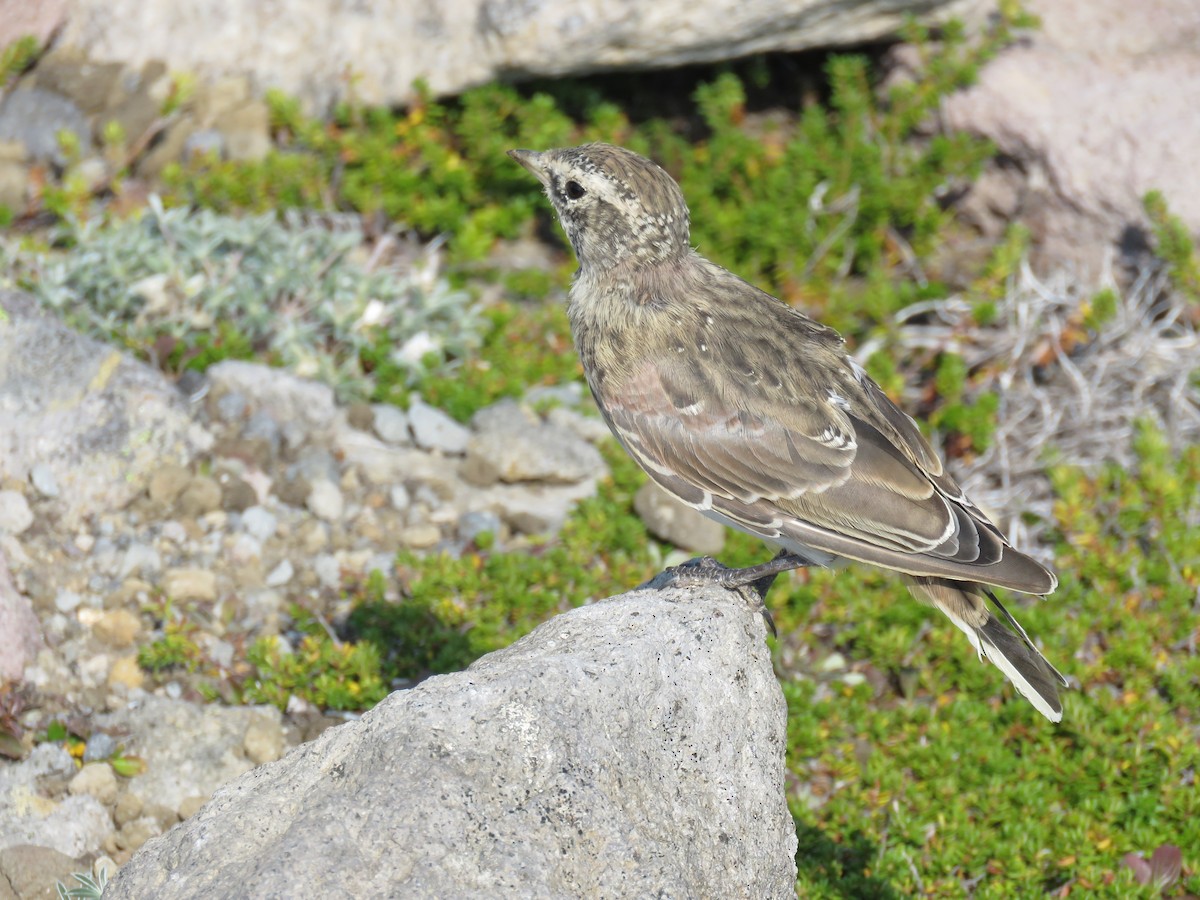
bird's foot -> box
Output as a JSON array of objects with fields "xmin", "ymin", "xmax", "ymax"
[{"xmin": 638, "ymin": 551, "xmax": 809, "ymax": 637}]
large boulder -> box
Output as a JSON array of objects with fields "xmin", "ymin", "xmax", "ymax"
[
  {"xmin": 943, "ymin": 0, "xmax": 1200, "ymax": 276},
  {"xmin": 104, "ymin": 585, "xmax": 798, "ymax": 898},
  {"xmin": 0, "ymin": 291, "xmax": 212, "ymax": 529},
  {"xmin": 48, "ymin": 0, "xmax": 983, "ymax": 109}
]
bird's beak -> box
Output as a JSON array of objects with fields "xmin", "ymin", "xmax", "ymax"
[{"xmin": 507, "ymin": 148, "xmax": 550, "ymax": 186}]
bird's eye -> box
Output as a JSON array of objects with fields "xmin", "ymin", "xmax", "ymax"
[{"xmin": 564, "ymin": 180, "xmax": 586, "ymax": 200}]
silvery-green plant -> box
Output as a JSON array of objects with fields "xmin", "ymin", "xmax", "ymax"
[
  {"xmin": 7, "ymin": 197, "xmax": 482, "ymax": 400},
  {"xmin": 55, "ymin": 867, "xmax": 107, "ymax": 900}
]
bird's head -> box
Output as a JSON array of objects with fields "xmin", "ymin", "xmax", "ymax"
[{"xmin": 508, "ymin": 143, "xmax": 690, "ymax": 274}]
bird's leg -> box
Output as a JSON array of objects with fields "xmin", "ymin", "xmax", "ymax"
[{"xmin": 638, "ymin": 549, "xmax": 809, "ymax": 637}]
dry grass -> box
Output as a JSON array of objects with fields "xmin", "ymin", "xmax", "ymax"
[{"xmin": 877, "ymin": 262, "xmax": 1200, "ymax": 557}]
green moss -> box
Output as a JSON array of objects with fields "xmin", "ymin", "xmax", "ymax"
[
  {"xmin": 1144, "ymin": 190, "xmax": 1200, "ymax": 303},
  {"xmin": 0, "ymin": 36, "xmax": 38, "ymax": 90},
  {"xmin": 242, "ymin": 633, "xmax": 389, "ymax": 712}
]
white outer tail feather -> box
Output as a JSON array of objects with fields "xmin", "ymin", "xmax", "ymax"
[{"xmin": 936, "ymin": 601, "xmax": 1064, "ymax": 723}]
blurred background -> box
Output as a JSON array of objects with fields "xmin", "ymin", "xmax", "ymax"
[{"xmin": 0, "ymin": 0, "xmax": 1197, "ymax": 896}]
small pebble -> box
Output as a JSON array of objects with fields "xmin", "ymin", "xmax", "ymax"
[
  {"xmin": 178, "ymin": 476, "xmax": 222, "ymax": 517},
  {"xmin": 69, "ymin": 763, "xmax": 118, "ymax": 805},
  {"xmin": 162, "ymin": 568, "xmax": 218, "ymax": 602},
  {"xmin": 372, "ymin": 404, "xmax": 412, "ymax": 445},
  {"xmin": 389, "ymin": 484, "xmax": 411, "ymax": 511},
  {"xmin": 29, "ymin": 463, "xmax": 60, "ymax": 497},
  {"xmin": 159, "ymin": 521, "xmax": 187, "ymax": 544},
  {"xmin": 215, "ymin": 390, "xmax": 247, "ymax": 422},
  {"xmin": 313, "ymin": 554, "xmax": 341, "ymax": 589},
  {"xmin": 0, "ymin": 490, "xmax": 34, "ymax": 535},
  {"xmin": 228, "ymin": 533, "xmax": 263, "ymax": 565},
  {"xmin": 83, "ymin": 732, "xmax": 118, "ymax": 762},
  {"xmin": 148, "ymin": 464, "xmax": 192, "ymax": 506},
  {"xmin": 407, "ymin": 397, "xmax": 470, "ymax": 455},
  {"xmin": 400, "ymin": 523, "xmax": 441, "ymax": 549},
  {"xmin": 265, "ymin": 559, "xmax": 294, "ymax": 587},
  {"xmin": 55, "ymin": 590, "xmax": 83, "ymax": 613},
  {"xmin": 306, "ymin": 479, "xmax": 345, "ymax": 521}
]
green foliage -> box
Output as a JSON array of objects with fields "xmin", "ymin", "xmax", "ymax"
[
  {"xmin": 0, "ymin": 36, "xmax": 38, "ymax": 90},
  {"xmin": 408, "ymin": 302, "xmax": 580, "ymax": 420},
  {"xmin": 1085, "ymin": 287, "xmax": 1120, "ymax": 331},
  {"xmin": 55, "ymin": 869, "xmax": 107, "ymax": 900},
  {"xmin": 767, "ymin": 423, "xmax": 1200, "ymax": 897},
  {"xmin": 156, "ymin": 8, "xmax": 1020, "ymax": 295},
  {"xmin": 1144, "ymin": 190, "xmax": 1200, "ymax": 303},
  {"xmin": 345, "ymin": 571, "xmax": 475, "ymax": 680},
  {"xmin": 137, "ymin": 628, "xmax": 203, "ymax": 673},
  {"xmin": 243, "ymin": 631, "xmax": 389, "ymax": 712}
]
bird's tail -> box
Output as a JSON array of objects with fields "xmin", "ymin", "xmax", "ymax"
[{"xmin": 907, "ymin": 577, "xmax": 1068, "ymax": 722}]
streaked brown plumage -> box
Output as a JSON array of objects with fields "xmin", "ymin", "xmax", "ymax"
[{"xmin": 509, "ymin": 142, "xmax": 1067, "ymax": 721}]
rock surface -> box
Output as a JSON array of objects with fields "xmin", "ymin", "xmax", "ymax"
[
  {"xmin": 104, "ymin": 586, "xmax": 797, "ymax": 899},
  {"xmin": 634, "ymin": 481, "xmax": 727, "ymax": 556},
  {"xmin": 942, "ymin": 0, "xmax": 1200, "ymax": 275},
  {"xmin": 50, "ymin": 0, "xmax": 983, "ymax": 109},
  {"xmin": 0, "ymin": 291, "xmax": 211, "ymax": 530},
  {"xmin": 0, "ymin": 554, "xmax": 41, "ymax": 682}
]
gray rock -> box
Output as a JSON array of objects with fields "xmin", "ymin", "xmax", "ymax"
[
  {"xmin": 462, "ymin": 400, "xmax": 605, "ymax": 486},
  {"xmin": 0, "ymin": 86, "xmax": 91, "ymax": 165},
  {"xmin": 104, "ymin": 587, "xmax": 796, "ymax": 899},
  {"xmin": 476, "ymin": 478, "xmax": 598, "ymax": 536},
  {"xmin": 0, "ymin": 554, "xmax": 42, "ymax": 681},
  {"xmin": 118, "ymin": 542, "xmax": 162, "ymax": 578},
  {"xmin": 241, "ymin": 409, "xmax": 282, "ymax": 456},
  {"xmin": 389, "ymin": 484, "xmax": 410, "ymax": 511},
  {"xmin": 312, "ymin": 554, "xmax": 341, "ymax": 589},
  {"xmin": 0, "ymin": 490, "xmax": 33, "ymax": 535},
  {"xmin": 29, "ymin": 462, "xmax": 60, "ymax": 498},
  {"xmin": 305, "ymin": 479, "xmax": 344, "ymax": 521},
  {"xmin": 183, "ymin": 127, "xmax": 224, "ymax": 158},
  {"xmin": 370, "ymin": 403, "xmax": 412, "ymax": 445},
  {"xmin": 214, "ymin": 389, "xmax": 247, "ymax": 422},
  {"xmin": 0, "ymin": 845, "xmax": 89, "ymax": 900},
  {"xmin": 54, "ymin": 589, "xmax": 82, "ymax": 614},
  {"xmin": 93, "ymin": 696, "xmax": 284, "ymax": 818},
  {"xmin": 83, "ymin": 731, "xmax": 119, "ymax": 762},
  {"xmin": 458, "ymin": 509, "xmax": 501, "ymax": 545},
  {"xmin": 162, "ymin": 568, "xmax": 217, "ymax": 602},
  {"xmin": 0, "ymin": 744, "xmax": 113, "ymax": 857},
  {"xmin": 408, "ymin": 397, "xmax": 470, "ymax": 455},
  {"xmin": 546, "ymin": 404, "xmax": 612, "ymax": 443},
  {"xmin": 264, "ymin": 559, "xmax": 294, "ymax": 587},
  {"xmin": 206, "ymin": 360, "xmax": 337, "ymax": 443},
  {"xmin": 52, "ymin": 0, "xmax": 978, "ymax": 109},
  {"xmin": 0, "ymin": 292, "xmax": 212, "ymax": 528},
  {"xmin": 148, "ymin": 464, "xmax": 192, "ymax": 507},
  {"xmin": 240, "ymin": 506, "xmax": 277, "ymax": 541},
  {"xmin": 177, "ymin": 475, "xmax": 222, "ymax": 517},
  {"xmin": 634, "ymin": 481, "xmax": 727, "ymax": 555}
]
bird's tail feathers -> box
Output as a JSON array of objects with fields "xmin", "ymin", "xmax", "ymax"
[{"xmin": 907, "ymin": 577, "xmax": 1067, "ymax": 722}]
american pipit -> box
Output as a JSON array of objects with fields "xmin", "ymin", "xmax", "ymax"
[{"xmin": 509, "ymin": 143, "xmax": 1067, "ymax": 721}]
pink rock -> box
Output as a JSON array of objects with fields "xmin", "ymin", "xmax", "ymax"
[
  {"xmin": 0, "ymin": 552, "xmax": 43, "ymax": 682},
  {"xmin": 943, "ymin": 0, "xmax": 1200, "ymax": 276},
  {"xmin": 0, "ymin": 0, "xmax": 67, "ymax": 51}
]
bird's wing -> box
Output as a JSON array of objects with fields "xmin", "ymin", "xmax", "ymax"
[{"xmin": 600, "ymin": 352, "xmax": 1055, "ymax": 594}]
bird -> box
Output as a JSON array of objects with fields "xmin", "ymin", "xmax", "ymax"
[{"xmin": 508, "ymin": 142, "xmax": 1068, "ymax": 722}]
